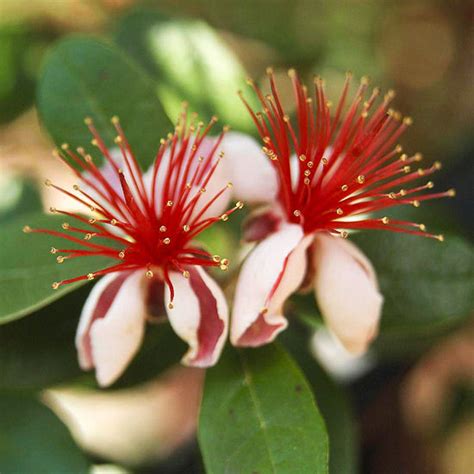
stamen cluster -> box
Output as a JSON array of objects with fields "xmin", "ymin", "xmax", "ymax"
[
  {"xmin": 239, "ymin": 69, "xmax": 454, "ymax": 240},
  {"xmin": 24, "ymin": 110, "xmax": 243, "ymax": 305}
]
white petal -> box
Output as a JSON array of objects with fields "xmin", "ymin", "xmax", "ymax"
[
  {"xmin": 231, "ymin": 223, "xmax": 311, "ymax": 346},
  {"xmin": 76, "ymin": 271, "xmax": 148, "ymax": 387},
  {"xmin": 164, "ymin": 267, "xmax": 228, "ymax": 367},
  {"xmin": 220, "ymin": 131, "xmax": 278, "ymax": 203},
  {"xmin": 312, "ymin": 234, "xmax": 383, "ymax": 354}
]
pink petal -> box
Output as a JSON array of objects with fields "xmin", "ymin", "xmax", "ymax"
[
  {"xmin": 220, "ymin": 131, "xmax": 278, "ymax": 203},
  {"xmin": 312, "ymin": 233, "xmax": 383, "ymax": 354},
  {"xmin": 231, "ymin": 224, "xmax": 312, "ymax": 347},
  {"xmin": 164, "ymin": 267, "xmax": 228, "ymax": 367},
  {"xmin": 76, "ymin": 271, "xmax": 148, "ymax": 386}
]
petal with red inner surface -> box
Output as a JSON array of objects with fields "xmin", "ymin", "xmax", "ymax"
[
  {"xmin": 164, "ymin": 267, "xmax": 228, "ymax": 367},
  {"xmin": 231, "ymin": 223, "xmax": 312, "ymax": 347},
  {"xmin": 76, "ymin": 270, "xmax": 149, "ymax": 386}
]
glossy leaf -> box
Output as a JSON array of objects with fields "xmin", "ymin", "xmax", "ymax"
[
  {"xmin": 37, "ymin": 36, "xmax": 172, "ymax": 168},
  {"xmin": 281, "ymin": 326, "xmax": 358, "ymax": 474},
  {"xmin": 115, "ymin": 10, "xmax": 257, "ymax": 132},
  {"xmin": 0, "ymin": 392, "xmax": 89, "ymax": 473},
  {"xmin": 0, "ymin": 212, "xmax": 113, "ymax": 324},
  {"xmin": 199, "ymin": 344, "xmax": 329, "ymax": 474}
]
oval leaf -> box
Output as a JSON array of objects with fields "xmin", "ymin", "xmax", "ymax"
[
  {"xmin": 0, "ymin": 393, "xmax": 89, "ymax": 473},
  {"xmin": 0, "ymin": 212, "xmax": 112, "ymax": 324},
  {"xmin": 37, "ymin": 36, "xmax": 172, "ymax": 168},
  {"xmin": 199, "ymin": 344, "xmax": 329, "ymax": 474}
]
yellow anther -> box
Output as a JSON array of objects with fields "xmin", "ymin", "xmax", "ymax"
[
  {"xmin": 293, "ymin": 210, "xmax": 301, "ymax": 217},
  {"xmin": 227, "ymin": 182, "xmax": 233, "ymax": 188},
  {"xmin": 357, "ymin": 175, "xmax": 365, "ymax": 184},
  {"xmin": 212, "ymin": 255, "xmax": 221, "ymax": 263},
  {"xmin": 183, "ymin": 224, "xmax": 190, "ymax": 232},
  {"xmin": 299, "ymin": 154, "xmax": 306, "ymax": 162},
  {"xmin": 62, "ymin": 223, "xmax": 70, "ymax": 230},
  {"xmin": 307, "ymin": 161, "xmax": 314, "ymax": 168},
  {"xmin": 61, "ymin": 143, "xmax": 69, "ymax": 150},
  {"xmin": 414, "ymin": 153, "xmax": 423, "ymax": 161},
  {"xmin": 399, "ymin": 189, "xmax": 407, "ymax": 196},
  {"xmin": 436, "ymin": 234, "xmax": 444, "ymax": 242},
  {"xmin": 341, "ymin": 184, "xmax": 349, "ymax": 191},
  {"xmin": 114, "ymin": 136, "xmax": 123, "ymax": 144},
  {"xmin": 44, "ymin": 179, "xmax": 52, "ymax": 187},
  {"xmin": 427, "ymin": 181, "xmax": 434, "ymax": 189},
  {"xmin": 73, "ymin": 184, "xmax": 80, "ymax": 191},
  {"xmin": 110, "ymin": 219, "xmax": 117, "ymax": 225},
  {"xmin": 118, "ymin": 251, "xmax": 125, "ymax": 259},
  {"xmin": 419, "ymin": 224, "xmax": 426, "ymax": 231},
  {"xmin": 448, "ymin": 189, "xmax": 456, "ymax": 197},
  {"xmin": 84, "ymin": 117, "xmax": 93, "ymax": 125},
  {"xmin": 84, "ymin": 233, "xmax": 93, "ymax": 240},
  {"xmin": 91, "ymin": 139, "xmax": 98, "ymax": 146},
  {"xmin": 395, "ymin": 145, "xmax": 403, "ymax": 153},
  {"xmin": 412, "ymin": 200, "xmax": 421, "ymax": 208},
  {"xmin": 403, "ymin": 166, "xmax": 411, "ymax": 173},
  {"xmin": 49, "ymin": 207, "xmax": 57, "ymax": 213},
  {"xmin": 166, "ymin": 200, "xmax": 173, "ymax": 207},
  {"xmin": 145, "ymin": 270, "xmax": 154, "ymax": 279},
  {"xmin": 336, "ymin": 208, "xmax": 343, "ymax": 215},
  {"xmin": 111, "ymin": 115, "xmax": 119, "ymax": 124},
  {"xmin": 340, "ymin": 231, "xmax": 349, "ymax": 239},
  {"xmin": 381, "ymin": 216, "xmax": 390, "ymax": 224},
  {"xmin": 221, "ymin": 214, "xmax": 229, "ymax": 222},
  {"xmin": 163, "ymin": 238, "xmax": 171, "ymax": 245},
  {"xmin": 159, "ymin": 225, "xmax": 167, "ymax": 232},
  {"xmin": 168, "ymin": 302, "xmax": 174, "ymax": 309},
  {"xmin": 50, "ymin": 247, "xmax": 58, "ymax": 254},
  {"xmin": 221, "ymin": 258, "xmax": 229, "ymax": 266},
  {"xmin": 182, "ymin": 270, "xmax": 190, "ymax": 279},
  {"xmin": 56, "ymin": 256, "xmax": 65, "ymax": 264},
  {"xmin": 403, "ymin": 117, "xmax": 413, "ymax": 126},
  {"xmin": 389, "ymin": 192, "xmax": 397, "ymax": 199},
  {"xmin": 52, "ymin": 282, "xmax": 60, "ymax": 290},
  {"xmin": 236, "ymin": 201, "xmax": 244, "ymax": 209},
  {"xmin": 400, "ymin": 154, "xmax": 408, "ymax": 162},
  {"xmin": 87, "ymin": 273, "xmax": 95, "ymax": 280},
  {"xmin": 322, "ymin": 158, "xmax": 328, "ymax": 165},
  {"xmin": 418, "ymin": 168, "xmax": 425, "ymax": 176}
]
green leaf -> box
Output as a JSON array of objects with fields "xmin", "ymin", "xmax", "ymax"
[
  {"xmin": 37, "ymin": 36, "xmax": 172, "ymax": 168},
  {"xmin": 199, "ymin": 344, "xmax": 329, "ymax": 474},
  {"xmin": 352, "ymin": 232, "xmax": 474, "ymax": 336},
  {"xmin": 0, "ymin": 392, "xmax": 89, "ymax": 473},
  {"xmin": 281, "ymin": 327, "xmax": 358, "ymax": 474},
  {"xmin": 115, "ymin": 10, "xmax": 257, "ymax": 132},
  {"xmin": 0, "ymin": 212, "xmax": 112, "ymax": 324},
  {"xmin": 0, "ymin": 280, "xmax": 186, "ymax": 391}
]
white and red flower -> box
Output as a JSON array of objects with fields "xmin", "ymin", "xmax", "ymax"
[
  {"xmin": 229, "ymin": 69, "xmax": 454, "ymax": 353},
  {"xmin": 28, "ymin": 111, "xmax": 242, "ymax": 386}
]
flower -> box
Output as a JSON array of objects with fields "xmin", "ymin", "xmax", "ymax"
[
  {"xmin": 25, "ymin": 111, "xmax": 243, "ymax": 386},
  {"xmin": 230, "ymin": 69, "xmax": 454, "ymax": 353}
]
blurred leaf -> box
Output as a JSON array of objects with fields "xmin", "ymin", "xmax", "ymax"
[
  {"xmin": 115, "ymin": 10, "xmax": 257, "ymax": 132},
  {"xmin": 37, "ymin": 36, "xmax": 172, "ymax": 168},
  {"xmin": 0, "ymin": 281, "xmax": 185, "ymax": 391},
  {"xmin": 0, "ymin": 392, "xmax": 89, "ymax": 473},
  {"xmin": 0, "ymin": 178, "xmax": 42, "ymax": 223},
  {"xmin": 199, "ymin": 344, "xmax": 329, "ymax": 474},
  {"xmin": 352, "ymin": 232, "xmax": 474, "ymax": 336},
  {"xmin": 0, "ymin": 212, "xmax": 112, "ymax": 324},
  {"xmin": 0, "ymin": 25, "xmax": 51, "ymax": 123},
  {"xmin": 281, "ymin": 326, "xmax": 358, "ymax": 474}
]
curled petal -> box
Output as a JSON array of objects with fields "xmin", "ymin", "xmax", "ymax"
[
  {"xmin": 164, "ymin": 267, "xmax": 228, "ymax": 367},
  {"xmin": 231, "ymin": 224, "xmax": 311, "ymax": 347},
  {"xmin": 76, "ymin": 271, "xmax": 148, "ymax": 387},
  {"xmin": 220, "ymin": 131, "xmax": 278, "ymax": 203},
  {"xmin": 312, "ymin": 233, "xmax": 383, "ymax": 354}
]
